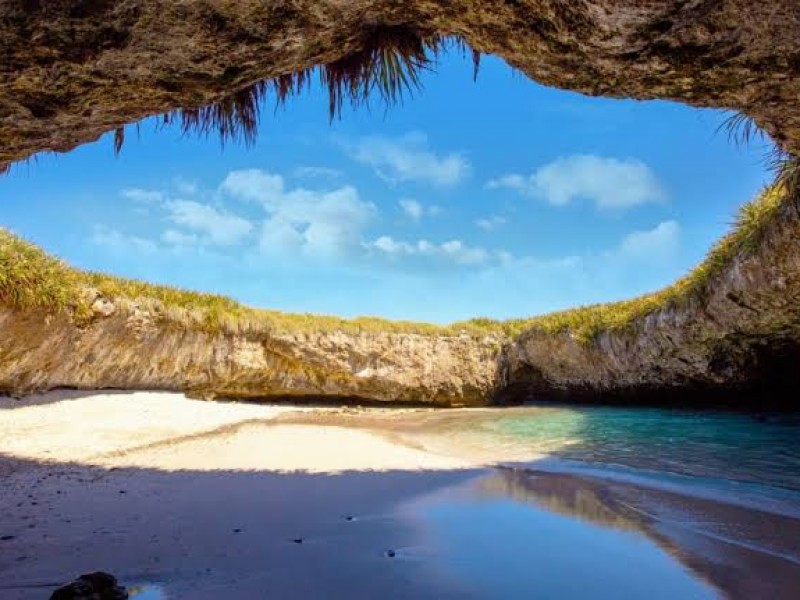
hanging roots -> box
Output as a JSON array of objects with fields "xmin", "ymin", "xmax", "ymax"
[{"xmin": 114, "ymin": 25, "xmax": 480, "ymax": 151}]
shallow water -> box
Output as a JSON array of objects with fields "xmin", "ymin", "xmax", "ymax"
[
  {"xmin": 404, "ymin": 478, "xmax": 720, "ymax": 599},
  {"xmin": 129, "ymin": 585, "xmax": 167, "ymax": 599},
  {"xmin": 410, "ymin": 404, "xmax": 800, "ymax": 500},
  {"xmin": 7, "ymin": 400, "xmax": 800, "ymax": 599}
]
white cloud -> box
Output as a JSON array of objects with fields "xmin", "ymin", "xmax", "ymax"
[
  {"xmin": 219, "ymin": 169, "xmax": 285, "ymax": 205},
  {"xmin": 122, "ymin": 188, "xmax": 163, "ymax": 203},
  {"xmin": 399, "ymin": 198, "xmax": 442, "ymax": 222},
  {"xmin": 399, "ymin": 199, "xmax": 424, "ymax": 221},
  {"xmin": 293, "ymin": 166, "xmax": 342, "ymax": 180},
  {"xmin": 366, "ymin": 236, "xmax": 493, "ymax": 266},
  {"xmin": 613, "ymin": 220, "xmax": 680, "ymax": 262},
  {"xmin": 476, "ymin": 215, "xmax": 507, "ymax": 231},
  {"xmin": 262, "ymin": 187, "xmax": 374, "ymax": 258},
  {"xmin": 173, "ymin": 177, "xmax": 198, "ymax": 196},
  {"xmin": 488, "ymin": 154, "xmax": 667, "ymax": 209},
  {"xmin": 161, "ymin": 228, "xmax": 200, "ymax": 247},
  {"xmin": 104, "ymin": 169, "xmax": 680, "ymax": 283},
  {"xmin": 343, "ymin": 132, "xmax": 470, "ymax": 187},
  {"xmin": 222, "ymin": 169, "xmax": 376, "ymax": 258},
  {"xmin": 91, "ymin": 226, "xmax": 158, "ymax": 254},
  {"xmin": 164, "ymin": 200, "xmax": 253, "ymax": 246}
]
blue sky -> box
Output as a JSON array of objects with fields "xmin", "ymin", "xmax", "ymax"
[{"xmin": 0, "ymin": 51, "xmax": 772, "ymax": 323}]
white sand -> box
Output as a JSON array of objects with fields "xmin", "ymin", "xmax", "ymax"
[
  {"xmin": 2, "ymin": 391, "xmax": 796, "ymax": 599},
  {"xmin": 0, "ymin": 390, "xmax": 480, "ymax": 598},
  {"xmin": 0, "ymin": 390, "xmax": 473, "ymax": 473}
]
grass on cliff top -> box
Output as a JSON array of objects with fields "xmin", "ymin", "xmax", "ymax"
[
  {"xmin": 0, "ymin": 229, "xmax": 473, "ymax": 337},
  {"xmin": 0, "ymin": 181, "xmax": 790, "ymax": 341},
  {"xmin": 494, "ymin": 181, "xmax": 789, "ymax": 342}
]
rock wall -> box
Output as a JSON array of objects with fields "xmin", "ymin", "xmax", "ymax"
[
  {"xmin": 2, "ymin": 0, "xmax": 800, "ymax": 171},
  {"xmin": 1, "ymin": 183, "xmax": 798, "ymax": 407},
  {"xmin": 2, "ymin": 0, "xmax": 800, "ymax": 406},
  {"xmin": 0, "ymin": 302, "xmax": 502, "ymax": 406},
  {"xmin": 501, "ymin": 190, "xmax": 800, "ymax": 406},
  {"xmin": 2, "ymin": 183, "xmax": 798, "ymax": 408}
]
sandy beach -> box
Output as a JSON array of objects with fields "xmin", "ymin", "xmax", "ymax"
[
  {"xmin": 0, "ymin": 391, "xmax": 489, "ymax": 599},
  {"xmin": 1, "ymin": 391, "xmax": 799, "ymax": 599},
  {"xmin": 0, "ymin": 391, "xmax": 477, "ymax": 473}
]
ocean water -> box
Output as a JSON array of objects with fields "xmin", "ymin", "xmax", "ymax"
[
  {"xmin": 396, "ymin": 404, "xmax": 800, "ymax": 599},
  {"xmin": 413, "ymin": 404, "xmax": 800, "ymax": 502},
  {"xmin": 28, "ymin": 402, "xmax": 800, "ymax": 599}
]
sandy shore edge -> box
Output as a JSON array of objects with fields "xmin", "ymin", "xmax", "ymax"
[{"xmin": 0, "ymin": 390, "xmax": 482, "ymax": 473}]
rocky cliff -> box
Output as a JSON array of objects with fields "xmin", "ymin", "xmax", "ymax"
[
  {"xmin": 2, "ymin": 0, "xmax": 800, "ymax": 406},
  {"xmin": 0, "ymin": 299, "xmax": 502, "ymax": 406},
  {"xmin": 1, "ymin": 185, "xmax": 798, "ymax": 407},
  {"xmin": 2, "ymin": 0, "xmax": 800, "ymax": 172},
  {"xmin": 501, "ymin": 186, "xmax": 800, "ymax": 406}
]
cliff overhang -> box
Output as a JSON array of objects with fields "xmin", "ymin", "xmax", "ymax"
[{"xmin": 2, "ymin": 0, "xmax": 800, "ymax": 170}]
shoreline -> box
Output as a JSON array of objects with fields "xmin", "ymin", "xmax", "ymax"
[
  {"xmin": 0, "ymin": 391, "xmax": 487, "ymax": 473},
  {"xmin": 1, "ymin": 391, "xmax": 799, "ymax": 599}
]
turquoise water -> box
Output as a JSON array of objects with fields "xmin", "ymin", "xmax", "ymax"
[
  {"xmin": 482, "ymin": 406, "xmax": 798, "ymax": 485},
  {"xmin": 25, "ymin": 404, "xmax": 799, "ymax": 600},
  {"xmin": 397, "ymin": 405, "xmax": 800, "ymax": 599},
  {"xmin": 415, "ymin": 404, "xmax": 800, "ymax": 510}
]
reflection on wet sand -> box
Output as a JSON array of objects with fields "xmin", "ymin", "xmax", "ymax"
[
  {"xmin": 128, "ymin": 585, "xmax": 166, "ymax": 599},
  {"xmin": 471, "ymin": 466, "xmax": 800, "ymax": 600},
  {"xmin": 2, "ymin": 393, "xmax": 799, "ymax": 599}
]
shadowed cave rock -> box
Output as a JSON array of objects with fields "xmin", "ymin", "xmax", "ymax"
[{"xmin": 2, "ymin": 0, "xmax": 800, "ymax": 169}]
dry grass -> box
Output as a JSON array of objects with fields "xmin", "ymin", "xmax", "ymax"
[
  {"xmin": 0, "ymin": 230, "xmax": 81, "ymax": 312},
  {"xmin": 0, "ymin": 176, "xmax": 792, "ymax": 342},
  {"xmin": 0, "ymin": 229, "xmax": 486, "ymax": 337},
  {"xmin": 479, "ymin": 180, "xmax": 791, "ymax": 342}
]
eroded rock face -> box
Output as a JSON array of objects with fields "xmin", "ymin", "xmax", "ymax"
[
  {"xmin": 0, "ymin": 186, "xmax": 798, "ymax": 406},
  {"xmin": 0, "ymin": 302, "xmax": 502, "ymax": 406},
  {"xmin": 1, "ymin": 0, "xmax": 800, "ymax": 171},
  {"xmin": 501, "ymin": 190, "xmax": 800, "ymax": 407},
  {"xmin": 1, "ymin": 1, "xmax": 800, "ymax": 406}
]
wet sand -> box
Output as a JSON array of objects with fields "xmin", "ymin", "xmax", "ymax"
[{"xmin": 1, "ymin": 392, "xmax": 799, "ymax": 599}]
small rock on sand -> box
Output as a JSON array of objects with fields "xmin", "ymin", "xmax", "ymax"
[{"xmin": 50, "ymin": 571, "xmax": 128, "ymax": 600}]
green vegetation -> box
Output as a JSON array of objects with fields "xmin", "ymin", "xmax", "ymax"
[
  {"xmin": 0, "ymin": 229, "xmax": 81, "ymax": 313},
  {"xmin": 489, "ymin": 181, "xmax": 790, "ymax": 342},
  {"xmin": 0, "ymin": 181, "xmax": 792, "ymax": 341},
  {"xmin": 0, "ymin": 228, "xmax": 476, "ymax": 336}
]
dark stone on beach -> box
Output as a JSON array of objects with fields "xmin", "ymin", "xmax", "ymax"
[
  {"xmin": 50, "ymin": 571, "xmax": 128, "ymax": 600},
  {"xmin": 292, "ymin": 537, "xmax": 304, "ymax": 544},
  {"xmin": 1, "ymin": 535, "xmax": 14, "ymax": 541},
  {"xmin": 386, "ymin": 550, "xmax": 396, "ymax": 558},
  {"xmin": 345, "ymin": 515, "xmax": 355, "ymax": 521},
  {"xmin": 233, "ymin": 528, "xmax": 242, "ymax": 533}
]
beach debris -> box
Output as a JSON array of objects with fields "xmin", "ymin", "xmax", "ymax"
[
  {"xmin": 50, "ymin": 571, "xmax": 128, "ymax": 600},
  {"xmin": 233, "ymin": 528, "xmax": 242, "ymax": 533},
  {"xmin": 0, "ymin": 535, "xmax": 15, "ymax": 541},
  {"xmin": 385, "ymin": 549, "xmax": 396, "ymax": 558},
  {"xmin": 345, "ymin": 515, "xmax": 356, "ymax": 521},
  {"xmin": 292, "ymin": 537, "xmax": 304, "ymax": 544}
]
